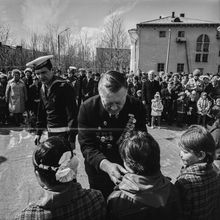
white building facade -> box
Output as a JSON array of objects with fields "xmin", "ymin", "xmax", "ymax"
[{"xmin": 129, "ymin": 12, "xmax": 220, "ymax": 75}]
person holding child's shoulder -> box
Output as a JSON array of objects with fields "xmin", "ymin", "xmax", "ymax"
[{"xmin": 107, "ymin": 131, "xmax": 181, "ymax": 220}]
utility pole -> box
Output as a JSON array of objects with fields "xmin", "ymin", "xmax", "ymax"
[
  {"xmin": 165, "ymin": 29, "xmax": 171, "ymax": 74},
  {"xmin": 58, "ymin": 28, "xmax": 70, "ymax": 69}
]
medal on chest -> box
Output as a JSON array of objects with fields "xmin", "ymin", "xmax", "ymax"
[{"xmin": 96, "ymin": 122, "xmax": 114, "ymax": 150}]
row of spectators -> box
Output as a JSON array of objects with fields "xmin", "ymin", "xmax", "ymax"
[
  {"xmin": 0, "ymin": 67, "xmax": 100, "ymax": 127},
  {"xmin": 0, "ymin": 67, "xmax": 220, "ymax": 129},
  {"xmin": 126, "ymin": 69, "xmax": 220, "ymax": 128}
]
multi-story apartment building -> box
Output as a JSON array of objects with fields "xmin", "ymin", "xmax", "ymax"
[{"xmin": 129, "ymin": 12, "xmax": 220, "ymax": 75}]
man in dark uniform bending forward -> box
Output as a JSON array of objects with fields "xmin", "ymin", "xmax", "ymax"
[
  {"xmin": 78, "ymin": 70, "xmax": 147, "ymax": 198},
  {"xmin": 26, "ymin": 55, "xmax": 78, "ymax": 149}
]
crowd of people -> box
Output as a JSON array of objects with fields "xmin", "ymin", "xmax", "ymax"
[
  {"xmin": 127, "ymin": 69, "xmax": 220, "ymax": 128},
  {"xmin": 1, "ymin": 56, "xmax": 220, "ymax": 219},
  {"xmin": 1, "ymin": 66, "xmax": 220, "ymax": 130},
  {"xmin": 0, "ymin": 66, "xmax": 100, "ymax": 128}
]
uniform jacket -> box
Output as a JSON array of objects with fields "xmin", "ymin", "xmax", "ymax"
[
  {"xmin": 175, "ymin": 163, "xmax": 220, "ymax": 220},
  {"xmin": 15, "ymin": 182, "xmax": 106, "ymax": 220},
  {"xmin": 107, "ymin": 172, "xmax": 181, "ymax": 220},
  {"xmin": 78, "ymin": 95, "xmax": 147, "ymax": 172},
  {"xmin": 36, "ymin": 76, "xmax": 78, "ymax": 142},
  {"xmin": 5, "ymin": 79, "xmax": 27, "ymax": 113}
]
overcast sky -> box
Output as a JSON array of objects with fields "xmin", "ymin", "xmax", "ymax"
[{"xmin": 0, "ymin": 0, "xmax": 219, "ymax": 44}]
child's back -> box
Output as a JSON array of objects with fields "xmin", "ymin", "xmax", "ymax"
[
  {"xmin": 108, "ymin": 173, "xmax": 181, "ymax": 220},
  {"xmin": 107, "ymin": 131, "xmax": 181, "ymax": 220}
]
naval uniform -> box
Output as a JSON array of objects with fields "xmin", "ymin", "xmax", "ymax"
[
  {"xmin": 78, "ymin": 95, "xmax": 147, "ymax": 198},
  {"xmin": 36, "ymin": 76, "xmax": 78, "ymax": 146}
]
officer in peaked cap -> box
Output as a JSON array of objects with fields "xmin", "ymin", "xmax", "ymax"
[
  {"xmin": 26, "ymin": 55, "xmax": 78, "ymax": 149},
  {"xmin": 68, "ymin": 66, "xmax": 77, "ymax": 77},
  {"xmin": 69, "ymin": 66, "xmax": 77, "ymax": 70},
  {"xmin": 24, "ymin": 67, "xmax": 32, "ymax": 74},
  {"xmin": 26, "ymin": 55, "xmax": 53, "ymax": 76}
]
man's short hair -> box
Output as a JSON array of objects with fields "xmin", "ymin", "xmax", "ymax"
[
  {"xmin": 119, "ymin": 131, "xmax": 160, "ymax": 176},
  {"xmin": 98, "ymin": 70, "xmax": 127, "ymax": 93}
]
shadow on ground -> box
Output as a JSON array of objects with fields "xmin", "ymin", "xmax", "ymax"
[{"xmin": 0, "ymin": 128, "xmax": 10, "ymax": 135}]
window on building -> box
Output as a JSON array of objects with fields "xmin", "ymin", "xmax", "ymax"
[
  {"xmin": 196, "ymin": 43, "xmax": 202, "ymax": 52},
  {"xmin": 157, "ymin": 63, "xmax": 165, "ymax": 72},
  {"xmin": 159, "ymin": 31, "xmax": 166, "ymax": 38},
  {"xmin": 203, "ymin": 43, "xmax": 209, "ymax": 52},
  {"xmin": 195, "ymin": 54, "xmax": 201, "ymax": 62},
  {"xmin": 178, "ymin": 31, "xmax": 185, "ymax": 37},
  {"xmin": 202, "ymin": 54, "xmax": 208, "ymax": 62},
  {"xmin": 177, "ymin": 63, "xmax": 184, "ymax": 72},
  {"xmin": 195, "ymin": 34, "xmax": 210, "ymax": 62}
]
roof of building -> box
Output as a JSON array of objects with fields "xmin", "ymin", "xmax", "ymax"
[{"xmin": 138, "ymin": 14, "xmax": 220, "ymax": 26}]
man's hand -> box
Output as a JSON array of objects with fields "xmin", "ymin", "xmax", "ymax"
[
  {"xmin": 100, "ymin": 159, "xmax": 127, "ymax": 185},
  {"xmin": 142, "ymin": 100, "xmax": 146, "ymax": 105},
  {"xmin": 34, "ymin": 135, "xmax": 41, "ymax": 146}
]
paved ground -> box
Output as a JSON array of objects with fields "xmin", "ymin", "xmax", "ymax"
[{"xmin": 0, "ymin": 125, "xmax": 184, "ymax": 220}]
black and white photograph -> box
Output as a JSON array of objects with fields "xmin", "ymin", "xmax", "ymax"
[{"xmin": 0, "ymin": 0, "xmax": 220, "ymax": 219}]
